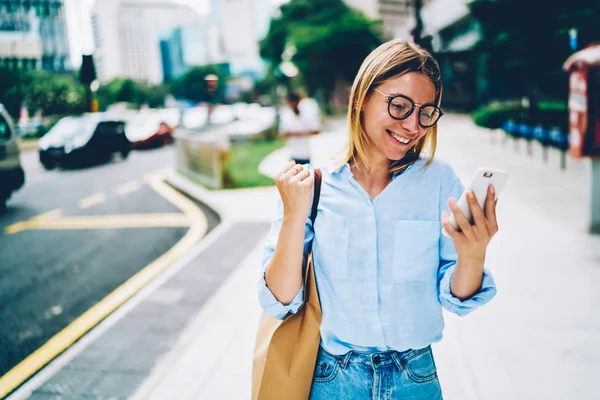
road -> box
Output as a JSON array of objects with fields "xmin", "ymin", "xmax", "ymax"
[{"xmin": 0, "ymin": 145, "xmax": 197, "ymax": 377}]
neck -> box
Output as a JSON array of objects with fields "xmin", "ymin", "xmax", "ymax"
[{"xmin": 349, "ymin": 155, "xmax": 391, "ymax": 199}]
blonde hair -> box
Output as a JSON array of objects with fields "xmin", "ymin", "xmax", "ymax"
[{"xmin": 340, "ymin": 40, "xmax": 443, "ymax": 175}]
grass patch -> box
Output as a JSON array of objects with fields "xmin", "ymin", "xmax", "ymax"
[{"xmin": 224, "ymin": 138, "xmax": 285, "ymax": 188}]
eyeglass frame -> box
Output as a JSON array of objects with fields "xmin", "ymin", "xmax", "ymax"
[{"xmin": 372, "ymin": 89, "xmax": 444, "ymax": 128}]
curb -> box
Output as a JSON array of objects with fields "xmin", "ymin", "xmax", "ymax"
[{"xmin": 18, "ymin": 140, "xmax": 38, "ymax": 152}]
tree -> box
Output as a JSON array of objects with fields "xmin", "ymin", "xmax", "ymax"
[
  {"xmin": 170, "ymin": 64, "xmax": 228, "ymax": 104},
  {"xmin": 470, "ymin": 0, "xmax": 600, "ymax": 101},
  {"xmin": 95, "ymin": 78, "xmax": 169, "ymax": 110},
  {"xmin": 0, "ymin": 68, "xmax": 25, "ymax": 118},
  {"xmin": 260, "ymin": 0, "xmax": 382, "ymax": 111}
]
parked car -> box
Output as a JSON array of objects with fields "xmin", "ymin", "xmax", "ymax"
[
  {"xmin": 125, "ymin": 112, "xmax": 174, "ymax": 149},
  {"xmin": 38, "ymin": 113, "xmax": 131, "ymax": 169},
  {"xmin": 0, "ymin": 104, "xmax": 25, "ymax": 211}
]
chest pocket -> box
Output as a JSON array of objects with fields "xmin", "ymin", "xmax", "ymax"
[
  {"xmin": 314, "ymin": 211, "xmax": 349, "ymax": 280},
  {"xmin": 392, "ymin": 220, "xmax": 440, "ymax": 284}
]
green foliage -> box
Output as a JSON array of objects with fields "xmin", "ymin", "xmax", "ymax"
[
  {"xmin": 224, "ymin": 138, "xmax": 285, "ymax": 188},
  {"xmin": 471, "ymin": 100, "xmax": 523, "ymax": 129},
  {"xmin": 170, "ymin": 64, "xmax": 229, "ymax": 103},
  {"xmin": 469, "ymin": 0, "xmax": 600, "ymax": 100},
  {"xmin": 472, "ymin": 100, "xmax": 568, "ymax": 130},
  {"xmin": 0, "ymin": 68, "xmax": 25, "ymax": 118},
  {"xmin": 95, "ymin": 78, "xmax": 170, "ymax": 110},
  {"xmin": 260, "ymin": 0, "xmax": 382, "ymax": 107},
  {"xmin": 0, "ymin": 68, "xmax": 87, "ymax": 119}
]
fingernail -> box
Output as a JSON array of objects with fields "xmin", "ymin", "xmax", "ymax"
[
  {"xmin": 467, "ymin": 191, "xmax": 475, "ymax": 200},
  {"xmin": 489, "ymin": 185, "xmax": 495, "ymax": 195},
  {"xmin": 441, "ymin": 211, "xmax": 447, "ymax": 219}
]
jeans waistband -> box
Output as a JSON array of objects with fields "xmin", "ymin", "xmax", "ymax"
[{"xmin": 319, "ymin": 345, "xmax": 430, "ymax": 371}]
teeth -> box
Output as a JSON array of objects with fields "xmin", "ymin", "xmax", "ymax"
[{"xmin": 387, "ymin": 130, "xmax": 410, "ymax": 144}]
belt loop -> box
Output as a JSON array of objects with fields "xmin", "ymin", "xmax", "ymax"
[
  {"xmin": 390, "ymin": 351, "xmax": 403, "ymax": 371},
  {"xmin": 340, "ymin": 351, "xmax": 352, "ymax": 369}
]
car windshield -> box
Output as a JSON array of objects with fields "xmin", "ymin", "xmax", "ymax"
[{"xmin": 45, "ymin": 117, "xmax": 97, "ymax": 141}]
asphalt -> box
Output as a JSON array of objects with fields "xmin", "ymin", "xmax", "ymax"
[
  {"xmin": 0, "ymin": 145, "xmax": 193, "ymax": 379},
  {"xmin": 6, "ymin": 114, "xmax": 600, "ymax": 400}
]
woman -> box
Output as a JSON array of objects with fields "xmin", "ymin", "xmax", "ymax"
[
  {"xmin": 278, "ymin": 91, "xmax": 322, "ymax": 165},
  {"xmin": 258, "ymin": 40, "xmax": 498, "ymax": 399}
]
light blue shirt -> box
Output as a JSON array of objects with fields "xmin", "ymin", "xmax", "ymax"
[{"xmin": 258, "ymin": 158, "xmax": 497, "ymax": 355}]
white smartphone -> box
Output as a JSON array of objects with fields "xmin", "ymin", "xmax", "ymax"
[{"xmin": 442, "ymin": 167, "xmax": 510, "ymax": 236}]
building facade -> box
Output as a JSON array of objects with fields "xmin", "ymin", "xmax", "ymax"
[
  {"xmin": 0, "ymin": 0, "xmax": 70, "ymax": 71},
  {"xmin": 160, "ymin": 26, "xmax": 208, "ymax": 82},
  {"xmin": 345, "ymin": 0, "xmax": 431, "ymax": 40},
  {"xmin": 92, "ymin": 0, "xmax": 203, "ymax": 84},
  {"xmin": 213, "ymin": 0, "xmax": 271, "ymax": 77},
  {"xmin": 395, "ymin": 0, "xmax": 484, "ymax": 110}
]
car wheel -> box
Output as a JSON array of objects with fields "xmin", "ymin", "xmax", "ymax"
[{"xmin": 42, "ymin": 160, "xmax": 56, "ymax": 170}]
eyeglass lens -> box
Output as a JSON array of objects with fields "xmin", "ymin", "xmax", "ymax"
[{"xmin": 389, "ymin": 96, "xmax": 441, "ymax": 127}]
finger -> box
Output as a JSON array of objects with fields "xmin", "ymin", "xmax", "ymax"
[
  {"xmin": 466, "ymin": 190, "xmax": 488, "ymax": 237},
  {"xmin": 441, "ymin": 211, "xmax": 462, "ymax": 240},
  {"xmin": 282, "ymin": 163, "xmax": 303, "ymax": 179},
  {"xmin": 299, "ymin": 172, "xmax": 314, "ymax": 186},
  {"xmin": 449, "ymin": 198, "xmax": 475, "ymax": 241},
  {"xmin": 291, "ymin": 168, "xmax": 310, "ymax": 182},
  {"xmin": 276, "ymin": 160, "xmax": 296, "ymax": 179},
  {"xmin": 485, "ymin": 185, "xmax": 499, "ymax": 234}
]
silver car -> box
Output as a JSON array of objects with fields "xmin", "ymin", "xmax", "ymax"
[{"xmin": 0, "ymin": 104, "xmax": 25, "ymax": 211}]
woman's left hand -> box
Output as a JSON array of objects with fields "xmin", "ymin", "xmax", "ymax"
[{"xmin": 441, "ymin": 185, "xmax": 499, "ymax": 261}]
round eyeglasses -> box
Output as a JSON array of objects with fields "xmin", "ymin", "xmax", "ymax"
[{"xmin": 373, "ymin": 89, "xmax": 443, "ymax": 128}]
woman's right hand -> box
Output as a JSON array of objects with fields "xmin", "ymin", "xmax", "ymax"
[{"xmin": 275, "ymin": 161, "xmax": 314, "ymax": 221}]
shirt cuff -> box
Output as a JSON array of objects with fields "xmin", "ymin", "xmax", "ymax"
[
  {"xmin": 439, "ymin": 263, "xmax": 497, "ymax": 316},
  {"xmin": 257, "ymin": 273, "xmax": 304, "ymax": 320}
]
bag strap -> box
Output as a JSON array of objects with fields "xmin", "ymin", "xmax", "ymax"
[
  {"xmin": 302, "ymin": 169, "xmax": 321, "ymax": 303},
  {"xmin": 310, "ymin": 168, "xmax": 322, "ymax": 225}
]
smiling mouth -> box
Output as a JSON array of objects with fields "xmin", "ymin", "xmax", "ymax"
[{"xmin": 386, "ymin": 129, "xmax": 412, "ymax": 145}]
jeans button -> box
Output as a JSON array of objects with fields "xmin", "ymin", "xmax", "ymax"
[{"xmin": 373, "ymin": 356, "xmax": 381, "ymax": 365}]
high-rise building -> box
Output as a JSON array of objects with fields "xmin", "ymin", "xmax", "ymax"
[
  {"xmin": 38, "ymin": 0, "xmax": 71, "ymax": 71},
  {"xmin": 345, "ymin": 0, "xmax": 431, "ymax": 40},
  {"xmin": 160, "ymin": 25, "xmax": 208, "ymax": 82},
  {"xmin": 213, "ymin": 0, "xmax": 271, "ymax": 77},
  {"xmin": 92, "ymin": 0, "xmax": 203, "ymax": 84},
  {"xmin": 0, "ymin": 0, "xmax": 70, "ymax": 71}
]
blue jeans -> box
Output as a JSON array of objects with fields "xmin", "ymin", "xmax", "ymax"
[{"xmin": 309, "ymin": 345, "xmax": 443, "ymax": 399}]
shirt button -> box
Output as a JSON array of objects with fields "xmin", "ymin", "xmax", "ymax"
[{"xmin": 373, "ymin": 356, "xmax": 381, "ymax": 365}]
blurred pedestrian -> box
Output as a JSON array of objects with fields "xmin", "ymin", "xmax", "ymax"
[
  {"xmin": 278, "ymin": 91, "xmax": 321, "ymax": 165},
  {"xmin": 259, "ymin": 40, "xmax": 500, "ymax": 399}
]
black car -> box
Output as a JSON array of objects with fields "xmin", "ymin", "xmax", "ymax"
[{"xmin": 38, "ymin": 114, "xmax": 132, "ymax": 169}]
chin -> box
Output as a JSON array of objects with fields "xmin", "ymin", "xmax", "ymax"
[{"xmin": 385, "ymin": 149, "xmax": 410, "ymax": 161}]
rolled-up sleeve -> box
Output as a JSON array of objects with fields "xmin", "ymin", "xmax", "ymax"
[
  {"xmin": 438, "ymin": 260, "xmax": 497, "ymax": 316},
  {"xmin": 258, "ymin": 198, "xmax": 314, "ymax": 320},
  {"xmin": 437, "ymin": 167, "xmax": 497, "ymax": 316}
]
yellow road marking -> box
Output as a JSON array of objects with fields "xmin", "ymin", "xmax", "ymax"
[
  {"xmin": 5, "ymin": 214, "xmax": 189, "ymax": 234},
  {"xmin": 34, "ymin": 209, "xmax": 63, "ymax": 220},
  {"xmin": 0, "ymin": 169, "xmax": 208, "ymax": 398},
  {"xmin": 114, "ymin": 180, "xmax": 142, "ymax": 196},
  {"xmin": 4, "ymin": 209, "xmax": 63, "ymax": 235},
  {"xmin": 78, "ymin": 193, "xmax": 107, "ymax": 209}
]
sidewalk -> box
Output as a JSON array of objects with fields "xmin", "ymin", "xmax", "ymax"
[{"xmin": 15, "ymin": 114, "xmax": 600, "ymax": 399}]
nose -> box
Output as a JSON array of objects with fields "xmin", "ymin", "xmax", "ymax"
[{"xmin": 400, "ymin": 108, "xmax": 420, "ymax": 134}]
